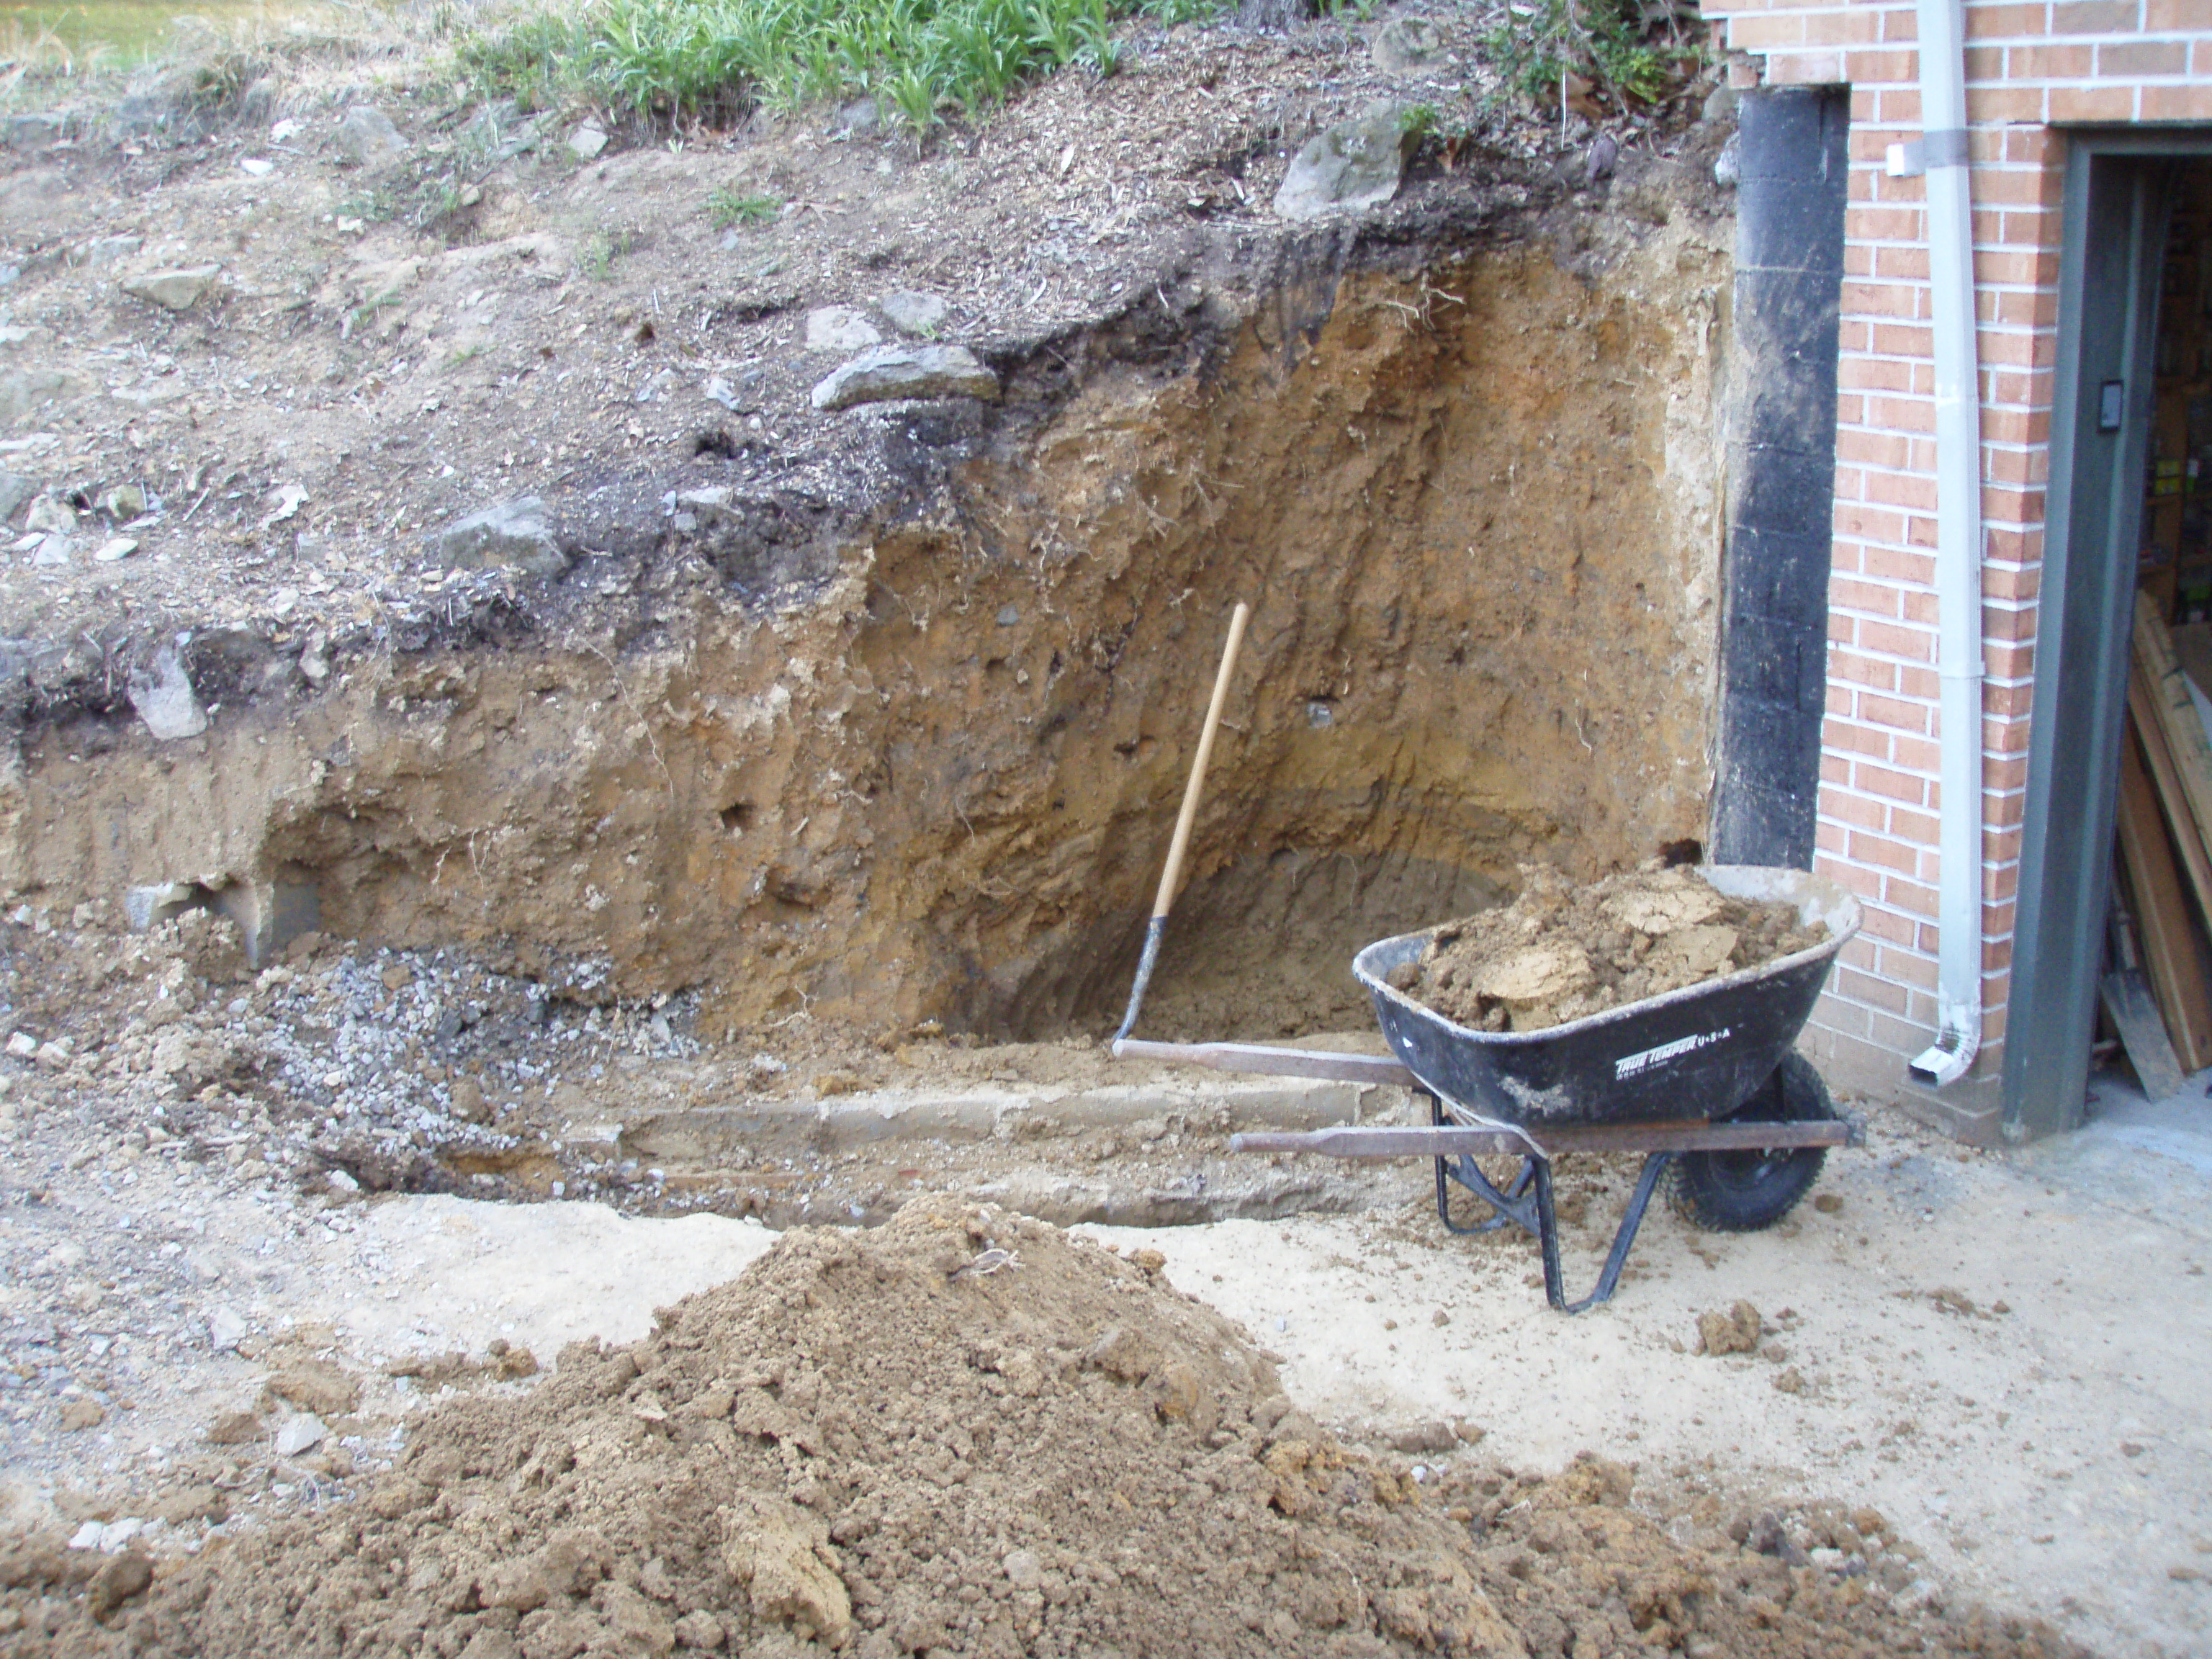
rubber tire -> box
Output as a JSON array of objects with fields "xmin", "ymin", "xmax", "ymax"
[{"xmin": 1667, "ymin": 1053, "xmax": 1833, "ymax": 1233}]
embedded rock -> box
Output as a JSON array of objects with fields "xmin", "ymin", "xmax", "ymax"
[
  {"xmin": 1272, "ymin": 103, "xmax": 1417, "ymax": 222},
  {"xmin": 809, "ymin": 345, "xmax": 998, "ymax": 411}
]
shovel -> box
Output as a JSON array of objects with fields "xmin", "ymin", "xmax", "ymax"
[{"xmin": 1112, "ymin": 601, "xmax": 1251, "ymax": 1043}]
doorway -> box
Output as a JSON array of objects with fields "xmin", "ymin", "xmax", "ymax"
[{"xmin": 2008, "ymin": 135, "xmax": 2212, "ymax": 1140}]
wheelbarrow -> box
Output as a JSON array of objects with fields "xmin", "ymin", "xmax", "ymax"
[{"xmin": 1114, "ymin": 864, "xmax": 1864, "ymax": 1313}]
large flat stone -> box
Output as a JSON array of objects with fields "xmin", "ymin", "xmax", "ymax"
[
  {"xmin": 810, "ymin": 345, "xmax": 998, "ymax": 411},
  {"xmin": 121, "ymin": 266, "xmax": 223, "ymax": 312}
]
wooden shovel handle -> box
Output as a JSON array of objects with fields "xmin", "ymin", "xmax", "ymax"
[{"xmin": 1150, "ymin": 602, "xmax": 1251, "ymax": 921}]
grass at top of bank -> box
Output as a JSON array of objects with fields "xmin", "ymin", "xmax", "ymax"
[{"xmin": 452, "ymin": 0, "xmax": 1232, "ymax": 140}]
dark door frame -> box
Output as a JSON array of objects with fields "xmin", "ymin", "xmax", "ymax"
[{"xmin": 2005, "ymin": 129, "xmax": 2212, "ymax": 1141}]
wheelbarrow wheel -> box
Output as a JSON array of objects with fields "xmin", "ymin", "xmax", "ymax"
[{"xmin": 1667, "ymin": 1053, "xmax": 1833, "ymax": 1233}]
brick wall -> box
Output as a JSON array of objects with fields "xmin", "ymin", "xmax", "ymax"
[{"xmin": 1697, "ymin": 0, "xmax": 2212, "ymax": 1136}]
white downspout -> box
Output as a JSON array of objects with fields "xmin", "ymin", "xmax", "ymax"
[{"xmin": 1902, "ymin": 0, "xmax": 1985, "ymax": 1087}]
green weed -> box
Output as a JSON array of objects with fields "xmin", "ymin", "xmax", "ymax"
[
  {"xmin": 1483, "ymin": 0, "xmax": 1701, "ymax": 114},
  {"xmin": 709, "ymin": 186, "xmax": 781, "ymax": 228},
  {"xmin": 449, "ymin": 0, "xmax": 1235, "ymax": 140},
  {"xmin": 580, "ymin": 229, "xmax": 630, "ymax": 279}
]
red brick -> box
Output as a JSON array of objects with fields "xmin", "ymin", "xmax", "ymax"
[
  {"xmin": 2146, "ymin": 0, "xmax": 2212, "ymax": 26},
  {"xmin": 1861, "ymin": 619, "xmax": 1939, "ymax": 662},
  {"xmin": 1832, "ymin": 789, "xmax": 1894, "ymax": 834},
  {"xmin": 1833, "ymin": 572, "xmax": 1907, "ymax": 616},
  {"xmin": 1815, "ymin": 7, "xmax": 1887, "ymax": 44},
  {"xmin": 1726, "ymin": 12, "xmax": 1808, "ymax": 48},
  {"xmin": 1883, "ymin": 6, "xmax": 1922, "ymax": 40},
  {"xmin": 1843, "ymin": 279, "xmax": 1927, "ymax": 319},
  {"xmin": 1966, "ymin": 84, "xmax": 2047, "ymax": 122},
  {"xmin": 2143, "ymin": 82, "xmax": 2212, "ymax": 121},
  {"xmin": 1868, "ymin": 391, "xmax": 1938, "ymax": 431},
  {"xmin": 1967, "ymin": 4, "xmax": 2055, "ymax": 39},
  {"xmin": 1842, "ymin": 935, "xmax": 1885, "ymax": 975},
  {"xmin": 1876, "ymin": 86, "xmax": 1927, "ymax": 126},
  {"xmin": 1838, "ymin": 428, "xmax": 1915, "ymax": 469},
  {"xmin": 1874, "ymin": 243, "xmax": 1932, "ymax": 282},
  {"xmin": 1861, "ymin": 691, "xmax": 1934, "ymax": 734},
  {"xmin": 2050, "ymin": 0, "xmax": 2144, "ymax": 30},
  {"xmin": 1850, "ymin": 830, "xmax": 1923, "ymax": 874},
  {"xmin": 1893, "ymin": 734, "xmax": 1944, "ymax": 773},
  {"xmin": 1984, "ymin": 564, "xmax": 2041, "ymax": 603},
  {"xmin": 2049, "ymin": 83, "xmax": 2138, "ymax": 122},
  {"xmin": 1842, "ymin": 355, "xmax": 1919, "ymax": 392},
  {"xmin": 2002, "ymin": 129, "xmax": 2060, "ymax": 168},
  {"xmin": 1983, "ymin": 407, "xmax": 2051, "ymax": 447},
  {"xmin": 1964, "ymin": 43, "xmax": 2009, "ymax": 79},
  {"xmin": 2098, "ymin": 37, "xmax": 2189, "ymax": 75},
  {"xmin": 1899, "ymin": 663, "xmax": 1942, "ymax": 699},
  {"xmin": 1862, "ymin": 545, "xmax": 1938, "ymax": 587},
  {"xmin": 1768, "ymin": 50, "xmax": 1848, "ymax": 82},
  {"xmin": 1884, "ymin": 873, "xmax": 1940, "ymax": 917},
  {"xmin": 1858, "ymin": 902, "xmax": 1920, "ymax": 946},
  {"xmin": 1830, "ymin": 648, "xmax": 1902, "ymax": 691},
  {"xmin": 1814, "ymin": 849, "xmax": 1884, "ymax": 902},
  {"xmin": 1848, "ymin": 48, "xmax": 1921, "ymax": 81},
  {"xmin": 1851, "ymin": 205, "xmax": 1928, "ymax": 242},
  {"xmin": 1816, "ymin": 820, "xmax": 1852, "ymax": 858},
  {"xmin": 1866, "ymin": 765, "xmax": 1938, "ymax": 809},
  {"xmin": 1982, "ymin": 246, "xmax": 2062, "ymax": 285},
  {"xmin": 1867, "ymin": 470, "xmax": 1943, "ymax": 514},
  {"xmin": 1835, "ymin": 966, "xmax": 1913, "ymax": 1015},
  {"xmin": 1984, "ymin": 484, "xmax": 2048, "ymax": 521},
  {"xmin": 2008, "ymin": 41, "xmax": 2095, "ymax": 76},
  {"xmin": 1885, "ymin": 949, "xmax": 1941, "ymax": 992}
]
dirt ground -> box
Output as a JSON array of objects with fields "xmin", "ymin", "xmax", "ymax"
[
  {"xmin": 2, "ymin": 6, "xmax": 2203, "ymax": 1658},
  {"xmin": 2, "ymin": 902, "xmax": 2206, "ymax": 1655}
]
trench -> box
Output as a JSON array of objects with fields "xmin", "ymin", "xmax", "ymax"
[{"xmin": 4, "ymin": 207, "xmax": 1731, "ymax": 1221}]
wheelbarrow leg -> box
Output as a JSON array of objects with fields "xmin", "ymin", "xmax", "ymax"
[
  {"xmin": 1534, "ymin": 1152, "xmax": 1676, "ymax": 1314},
  {"xmin": 1429, "ymin": 1092, "xmax": 1534, "ymax": 1236}
]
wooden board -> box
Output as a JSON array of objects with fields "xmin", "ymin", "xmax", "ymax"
[
  {"xmin": 2116, "ymin": 728, "xmax": 2212, "ymax": 1074},
  {"xmin": 2128, "ymin": 660, "xmax": 2212, "ymax": 927},
  {"xmin": 2100, "ymin": 970, "xmax": 2188, "ymax": 1100},
  {"xmin": 2134, "ymin": 590, "xmax": 2212, "ymax": 855}
]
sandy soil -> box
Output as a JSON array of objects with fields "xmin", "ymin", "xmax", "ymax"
[
  {"xmin": 6, "ymin": 1069, "xmax": 2206, "ymax": 1655},
  {"xmin": 1083, "ymin": 1109, "xmax": 2212, "ymax": 1656}
]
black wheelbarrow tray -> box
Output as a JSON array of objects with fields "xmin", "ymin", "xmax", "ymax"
[{"xmin": 1113, "ymin": 864, "xmax": 1866, "ymax": 1313}]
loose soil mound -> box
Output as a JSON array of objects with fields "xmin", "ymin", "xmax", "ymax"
[
  {"xmin": 0, "ymin": 1202, "xmax": 2078, "ymax": 1659},
  {"xmin": 1386, "ymin": 866, "xmax": 1826, "ymax": 1033}
]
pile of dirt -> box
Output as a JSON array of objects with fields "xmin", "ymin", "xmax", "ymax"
[
  {"xmin": 0, "ymin": 1200, "xmax": 2082, "ymax": 1659},
  {"xmin": 1385, "ymin": 865, "xmax": 1827, "ymax": 1033}
]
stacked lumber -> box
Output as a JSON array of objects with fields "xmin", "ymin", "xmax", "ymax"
[{"xmin": 2115, "ymin": 593, "xmax": 2212, "ymax": 1082}]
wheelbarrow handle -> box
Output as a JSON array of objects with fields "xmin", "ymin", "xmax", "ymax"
[{"xmin": 1110, "ymin": 1037, "xmax": 1418, "ymax": 1087}]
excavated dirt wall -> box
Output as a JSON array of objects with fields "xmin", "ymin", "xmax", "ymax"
[{"xmin": 0, "ymin": 217, "xmax": 1728, "ymax": 1043}]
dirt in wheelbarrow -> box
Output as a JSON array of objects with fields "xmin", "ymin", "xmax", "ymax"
[
  {"xmin": 1386, "ymin": 864, "xmax": 1828, "ymax": 1034},
  {"xmin": 1, "ymin": 1195, "xmax": 2081, "ymax": 1659}
]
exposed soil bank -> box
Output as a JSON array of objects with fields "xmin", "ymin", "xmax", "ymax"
[{"xmin": 4, "ymin": 213, "xmax": 1727, "ymax": 1043}]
